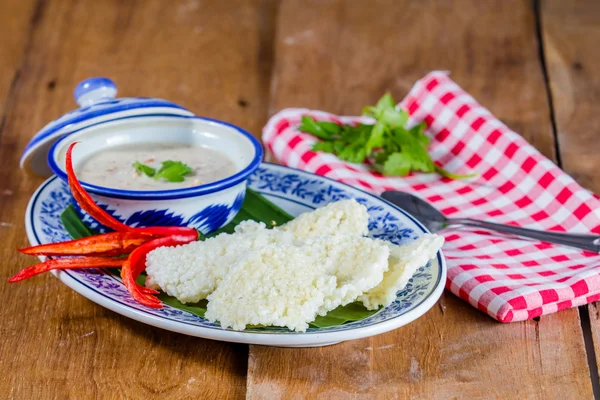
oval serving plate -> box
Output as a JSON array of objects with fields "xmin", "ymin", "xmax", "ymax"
[{"xmin": 25, "ymin": 163, "xmax": 446, "ymax": 347}]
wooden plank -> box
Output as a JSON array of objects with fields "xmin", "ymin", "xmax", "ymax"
[
  {"xmin": 247, "ymin": 1, "xmax": 593, "ymax": 398},
  {"xmin": 540, "ymin": 0, "xmax": 600, "ymax": 386},
  {"xmin": 541, "ymin": 0, "xmax": 600, "ymax": 191},
  {"xmin": 0, "ymin": 0, "xmax": 277, "ymax": 398},
  {"xmin": 0, "ymin": 0, "xmax": 36, "ymax": 127}
]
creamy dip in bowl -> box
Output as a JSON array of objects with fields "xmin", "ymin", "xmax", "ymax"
[
  {"xmin": 77, "ymin": 143, "xmax": 236, "ymax": 191},
  {"xmin": 49, "ymin": 114, "xmax": 263, "ymax": 233}
]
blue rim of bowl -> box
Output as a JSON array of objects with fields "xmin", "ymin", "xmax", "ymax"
[
  {"xmin": 22, "ymin": 99, "xmax": 189, "ymax": 159},
  {"xmin": 48, "ymin": 114, "xmax": 264, "ymax": 200}
]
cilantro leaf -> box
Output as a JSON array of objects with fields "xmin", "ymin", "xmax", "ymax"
[
  {"xmin": 375, "ymin": 92, "xmax": 396, "ymax": 111},
  {"xmin": 133, "ymin": 160, "xmax": 194, "ymax": 182},
  {"xmin": 409, "ymin": 122, "xmax": 430, "ymax": 147},
  {"xmin": 338, "ymin": 144, "xmax": 366, "ymax": 164},
  {"xmin": 363, "ymin": 93, "xmax": 395, "ymax": 118},
  {"xmin": 312, "ymin": 141, "xmax": 335, "ymax": 153},
  {"xmin": 133, "ymin": 162, "xmax": 156, "ymax": 177},
  {"xmin": 297, "ymin": 93, "xmax": 476, "ymax": 179},
  {"xmin": 380, "ymin": 108, "xmax": 408, "ymax": 128},
  {"xmin": 298, "ymin": 116, "xmax": 341, "ymax": 140},
  {"xmin": 382, "ymin": 152, "xmax": 412, "ymax": 176},
  {"xmin": 154, "ymin": 160, "xmax": 194, "ymax": 182},
  {"xmin": 389, "ymin": 127, "xmax": 435, "ymax": 173},
  {"xmin": 365, "ymin": 120, "xmax": 387, "ymax": 154},
  {"xmin": 374, "ymin": 150, "xmax": 390, "ymax": 165},
  {"xmin": 434, "ymin": 165, "xmax": 478, "ymax": 180}
]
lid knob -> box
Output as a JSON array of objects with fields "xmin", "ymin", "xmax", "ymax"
[{"xmin": 74, "ymin": 77, "xmax": 118, "ymax": 107}]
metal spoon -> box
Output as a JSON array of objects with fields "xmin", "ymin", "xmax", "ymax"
[{"xmin": 381, "ymin": 190, "xmax": 600, "ymax": 253}]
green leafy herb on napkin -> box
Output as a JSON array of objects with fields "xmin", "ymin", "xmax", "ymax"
[
  {"xmin": 133, "ymin": 160, "xmax": 193, "ymax": 182},
  {"xmin": 60, "ymin": 189, "xmax": 379, "ymax": 329},
  {"xmin": 298, "ymin": 93, "xmax": 475, "ymax": 179}
]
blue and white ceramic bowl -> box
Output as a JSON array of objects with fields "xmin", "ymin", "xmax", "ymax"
[
  {"xmin": 48, "ymin": 114, "xmax": 263, "ymax": 233},
  {"xmin": 21, "ymin": 77, "xmax": 262, "ymax": 233},
  {"xmin": 21, "ymin": 77, "xmax": 194, "ymax": 177}
]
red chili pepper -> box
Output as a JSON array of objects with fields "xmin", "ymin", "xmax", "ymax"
[
  {"xmin": 66, "ymin": 142, "xmax": 134, "ymax": 232},
  {"xmin": 18, "ymin": 232, "xmax": 156, "ymax": 257},
  {"xmin": 137, "ymin": 285, "xmax": 160, "ymax": 295},
  {"xmin": 67, "ymin": 143, "xmax": 198, "ymax": 239},
  {"xmin": 121, "ymin": 258, "xmax": 162, "ymax": 308},
  {"xmin": 131, "ymin": 226, "xmax": 198, "ymax": 239},
  {"xmin": 8, "ymin": 257, "xmax": 124, "ymax": 282},
  {"xmin": 121, "ymin": 235, "xmax": 197, "ymax": 308},
  {"xmin": 11, "ymin": 143, "xmax": 201, "ymax": 308}
]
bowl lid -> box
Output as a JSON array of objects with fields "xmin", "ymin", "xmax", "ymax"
[{"xmin": 21, "ymin": 77, "xmax": 194, "ymax": 177}]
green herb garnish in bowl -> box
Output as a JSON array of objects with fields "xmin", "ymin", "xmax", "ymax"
[{"xmin": 133, "ymin": 160, "xmax": 194, "ymax": 182}]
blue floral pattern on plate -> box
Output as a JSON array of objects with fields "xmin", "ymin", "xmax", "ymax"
[{"xmin": 29, "ymin": 163, "xmax": 442, "ymax": 335}]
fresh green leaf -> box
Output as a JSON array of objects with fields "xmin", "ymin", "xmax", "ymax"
[
  {"xmin": 154, "ymin": 160, "xmax": 193, "ymax": 182},
  {"xmin": 388, "ymin": 126, "xmax": 435, "ymax": 173},
  {"xmin": 200, "ymin": 188, "xmax": 294, "ymax": 239},
  {"xmin": 60, "ymin": 205, "xmax": 96, "ymax": 239},
  {"xmin": 365, "ymin": 120, "xmax": 387, "ymax": 154},
  {"xmin": 382, "ymin": 152, "xmax": 412, "ymax": 176},
  {"xmin": 434, "ymin": 164, "xmax": 478, "ymax": 180},
  {"xmin": 298, "ymin": 93, "xmax": 477, "ymax": 179},
  {"xmin": 239, "ymin": 188, "xmax": 294, "ymax": 227},
  {"xmin": 375, "ymin": 93, "xmax": 396, "ymax": 111},
  {"xmin": 133, "ymin": 161, "xmax": 156, "ymax": 178},
  {"xmin": 134, "ymin": 160, "xmax": 195, "ymax": 183},
  {"xmin": 362, "ymin": 106, "xmax": 376, "ymax": 117},
  {"xmin": 153, "ymin": 298, "xmax": 379, "ymax": 329},
  {"xmin": 379, "ymin": 108, "xmax": 408, "ymax": 128},
  {"xmin": 339, "ymin": 146, "xmax": 367, "ymax": 164},
  {"xmin": 363, "ymin": 94, "xmax": 393, "ymax": 119},
  {"xmin": 374, "ymin": 150, "xmax": 390, "ymax": 166},
  {"xmin": 312, "ymin": 141, "xmax": 336, "ymax": 153},
  {"xmin": 409, "ymin": 122, "xmax": 430, "ymax": 147},
  {"xmin": 298, "ymin": 116, "xmax": 341, "ymax": 140},
  {"xmin": 318, "ymin": 121, "xmax": 342, "ymax": 136},
  {"xmin": 333, "ymin": 141, "xmax": 346, "ymax": 154},
  {"xmin": 310, "ymin": 302, "xmax": 380, "ymax": 328},
  {"xmin": 160, "ymin": 296, "xmax": 209, "ymax": 318}
]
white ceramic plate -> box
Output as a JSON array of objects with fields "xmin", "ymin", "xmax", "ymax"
[{"xmin": 25, "ymin": 163, "xmax": 446, "ymax": 347}]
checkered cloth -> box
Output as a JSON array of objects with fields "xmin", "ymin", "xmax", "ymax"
[{"xmin": 262, "ymin": 71, "xmax": 600, "ymax": 322}]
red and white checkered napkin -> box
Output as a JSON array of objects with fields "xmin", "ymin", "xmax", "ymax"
[{"xmin": 262, "ymin": 71, "xmax": 600, "ymax": 322}]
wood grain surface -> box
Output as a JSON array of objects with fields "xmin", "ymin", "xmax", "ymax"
[
  {"xmin": 541, "ymin": 0, "xmax": 600, "ymax": 191},
  {"xmin": 1, "ymin": 0, "xmax": 599, "ymax": 399},
  {"xmin": 247, "ymin": 1, "xmax": 592, "ymax": 399},
  {"xmin": 541, "ymin": 0, "xmax": 600, "ymax": 388},
  {"xmin": 0, "ymin": 0, "xmax": 278, "ymax": 398},
  {"xmin": 0, "ymin": 0, "xmax": 35, "ymax": 119}
]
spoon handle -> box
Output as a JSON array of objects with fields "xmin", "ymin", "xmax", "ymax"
[{"xmin": 448, "ymin": 218, "xmax": 600, "ymax": 253}]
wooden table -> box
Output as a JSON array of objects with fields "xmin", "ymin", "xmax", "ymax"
[{"xmin": 1, "ymin": 1, "xmax": 599, "ymax": 398}]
